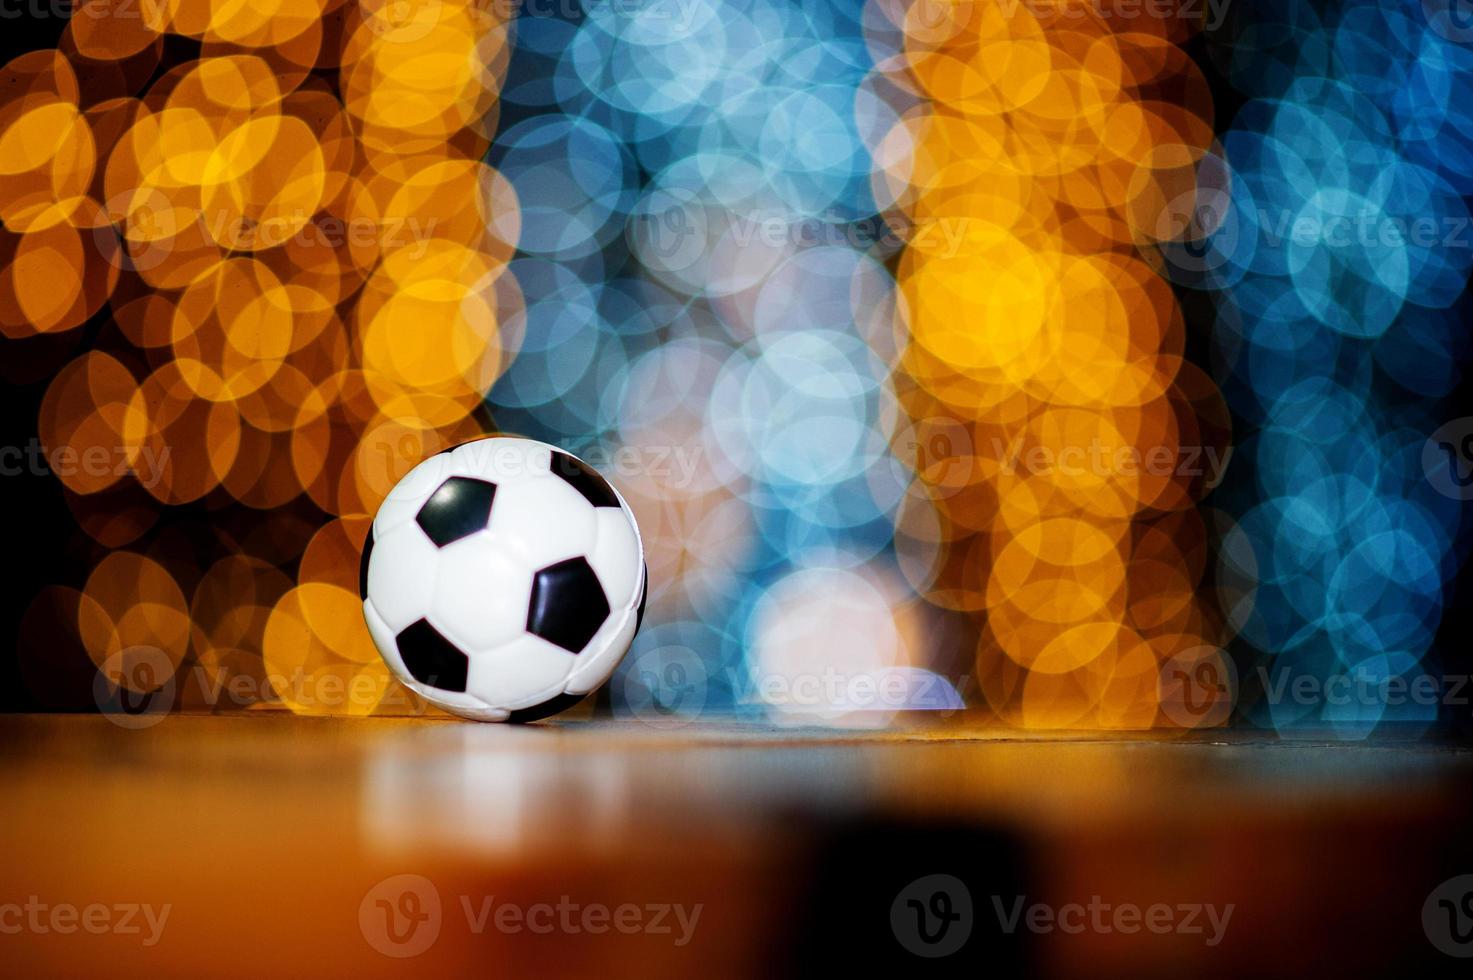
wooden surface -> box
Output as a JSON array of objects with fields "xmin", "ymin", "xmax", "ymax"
[{"xmin": 2, "ymin": 714, "xmax": 1471, "ymax": 977}]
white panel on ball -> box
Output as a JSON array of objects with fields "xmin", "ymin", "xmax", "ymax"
[
  {"xmin": 366, "ymin": 523, "xmax": 442, "ymax": 633},
  {"xmin": 485, "ymin": 475, "xmax": 598, "ymax": 570},
  {"xmin": 468, "ymin": 634, "xmax": 578, "ymax": 710},
  {"xmin": 587, "ymin": 507, "xmax": 642, "ymax": 610},
  {"xmin": 430, "ymin": 535, "xmax": 532, "ymax": 653}
]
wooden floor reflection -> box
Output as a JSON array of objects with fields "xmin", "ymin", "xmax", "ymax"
[{"xmin": 2, "ymin": 714, "xmax": 1470, "ymax": 977}]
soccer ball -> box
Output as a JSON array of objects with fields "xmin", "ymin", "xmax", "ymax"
[{"xmin": 360, "ymin": 436, "xmax": 647, "ymax": 722}]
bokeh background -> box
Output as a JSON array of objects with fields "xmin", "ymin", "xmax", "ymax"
[{"xmin": 2, "ymin": 0, "xmax": 1472, "ymax": 737}]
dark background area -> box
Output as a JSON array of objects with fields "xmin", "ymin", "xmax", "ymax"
[{"xmin": 2, "ymin": 12, "xmax": 78, "ymax": 712}]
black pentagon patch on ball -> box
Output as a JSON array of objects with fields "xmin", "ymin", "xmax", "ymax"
[
  {"xmin": 550, "ymin": 452, "xmax": 620, "ymax": 508},
  {"xmin": 506, "ymin": 692, "xmax": 587, "ymax": 724},
  {"xmin": 634, "ymin": 562, "xmax": 649, "ymax": 633},
  {"xmin": 359, "ymin": 529, "xmax": 375, "ymax": 600},
  {"xmin": 527, "ymin": 556, "xmax": 610, "ymax": 653},
  {"xmin": 416, "ymin": 476, "xmax": 497, "ymax": 547},
  {"xmin": 395, "ymin": 619, "xmax": 470, "ymax": 692}
]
